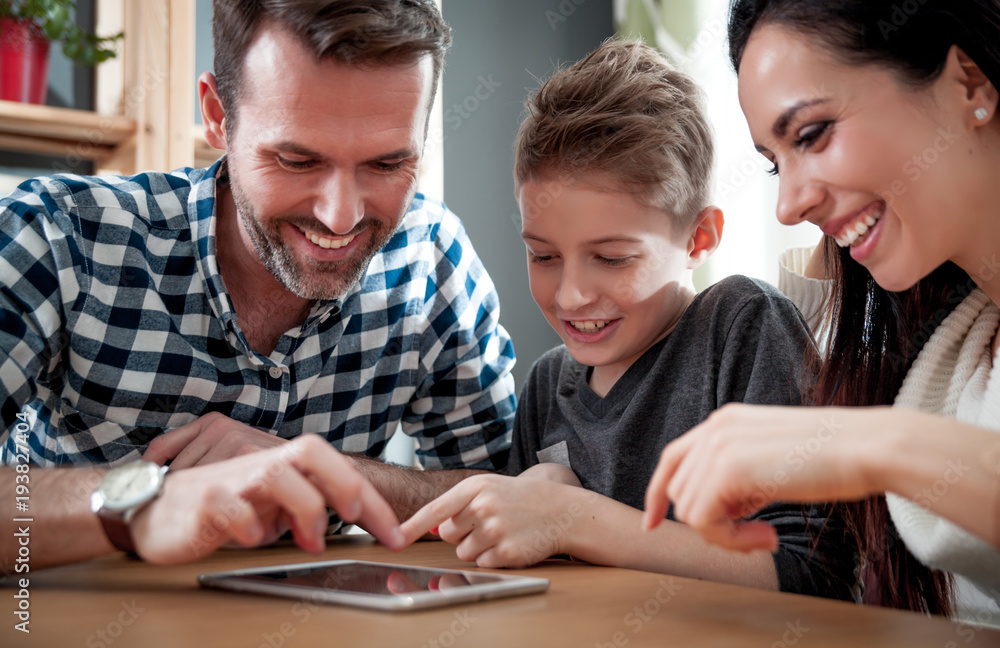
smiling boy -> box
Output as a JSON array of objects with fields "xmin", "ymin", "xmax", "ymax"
[{"xmin": 399, "ymin": 39, "xmax": 855, "ymax": 599}]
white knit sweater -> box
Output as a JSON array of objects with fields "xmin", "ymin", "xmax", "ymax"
[{"xmin": 779, "ymin": 249, "xmax": 1000, "ymax": 621}]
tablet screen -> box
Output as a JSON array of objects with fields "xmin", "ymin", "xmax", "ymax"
[
  {"xmin": 199, "ymin": 560, "xmax": 549, "ymax": 611},
  {"xmin": 237, "ymin": 562, "xmax": 498, "ymax": 595}
]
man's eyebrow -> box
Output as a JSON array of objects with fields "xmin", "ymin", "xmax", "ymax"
[
  {"xmin": 272, "ymin": 141, "xmax": 323, "ymax": 158},
  {"xmin": 521, "ymin": 232, "xmax": 547, "ymax": 243},
  {"xmin": 370, "ymin": 148, "xmax": 418, "ymax": 162},
  {"xmin": 269, "ymin": 143, "xmax": 417, "ymax": 163},
  {"xmin": 772, "ymin": 98, "xmax": 829, "ymax": 138}
]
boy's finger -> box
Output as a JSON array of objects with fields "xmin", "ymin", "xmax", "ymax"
[{"xmin": 399, "ymin": 484, "xmax": 478, "ymax": 546}]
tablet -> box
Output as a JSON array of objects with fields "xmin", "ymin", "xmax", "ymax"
[{"xmin": 198, "ymin": 560, "xmax": 550, "ymax": 611}]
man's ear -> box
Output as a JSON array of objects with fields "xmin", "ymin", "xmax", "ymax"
[
  {"xmin": 199, "ymin": 72, "xmax": 228, "ymax": 151},
  {"xmin": 944, "ymin": 45, "xmax": 999, "ymax": 128},
  {"xmin": 686, "ymin": 206, "xmax": 724, "ymax": 269}
]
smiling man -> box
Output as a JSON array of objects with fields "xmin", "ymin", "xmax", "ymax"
[{"xmin": 0, "ymin": 0, "xmax": 515, "ymax": 567}]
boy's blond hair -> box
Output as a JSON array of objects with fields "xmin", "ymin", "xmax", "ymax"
[{"xmin": 514, "ymin": 39, "xmax": 713, "ymax": 230}]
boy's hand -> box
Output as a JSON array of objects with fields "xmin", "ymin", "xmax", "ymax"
[
  {"xmin": 517, "ymin": 462, "xmax": 582, "ymax": 487},
  {"xmin": 398, "ymin": 474, "xmax": 578, "ymax": 568}
]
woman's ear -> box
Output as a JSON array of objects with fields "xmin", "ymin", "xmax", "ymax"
[
  {"xmin": 944, "ymin": 45, "xmax": 999, "ymax": 128},
  {"xmin": 198, "ymin": 72, "xmax": 228, "ymax": 150},
  {"xmin": 687, "ymin": 206, "xmax": 724, "ymax": 269}
]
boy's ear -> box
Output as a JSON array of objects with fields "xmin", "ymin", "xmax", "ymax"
[
  {"xmin": 686, "ymin": 206, "xmax": 724, "ymax": 269},
  {"xmin": 199, "ymin": 72, "xmax": 228, "ymax": 151}
]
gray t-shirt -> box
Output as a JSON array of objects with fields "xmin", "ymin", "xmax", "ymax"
[{"xmin": 507, "ymin": 275, "xmax": 856, "ymax": 600}]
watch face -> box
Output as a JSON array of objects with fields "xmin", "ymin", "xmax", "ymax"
[{"xmin": 98, "ymin": 462, "xmax": 164, "ymax": 512}]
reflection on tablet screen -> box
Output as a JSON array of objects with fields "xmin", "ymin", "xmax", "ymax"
[{"xmin": 237, "ymin": 564, "xmax": 482, "ymax": 596}]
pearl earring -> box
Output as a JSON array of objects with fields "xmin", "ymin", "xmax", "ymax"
[{"xmin": 975, "ymin": 107, "xmax": 989, "ymax": 121}]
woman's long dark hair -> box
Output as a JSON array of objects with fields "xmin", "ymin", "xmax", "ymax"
[{"xmin": 727, "ymin": 0, "xmax": 1000, "ymax": 616}]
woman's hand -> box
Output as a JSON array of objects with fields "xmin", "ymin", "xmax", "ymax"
[{"xmin": 643, "ymin": 403, "xmax": 881, "ymax": 552}]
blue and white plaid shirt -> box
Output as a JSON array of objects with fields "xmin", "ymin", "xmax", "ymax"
[{"xmin": 0, "ymin": 160, "xmax": 516, "ymax": 469}]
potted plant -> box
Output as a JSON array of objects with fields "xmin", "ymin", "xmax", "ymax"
[{"xmin": 0, "ymin": 0, "xmax": 123, "ymax": 104}]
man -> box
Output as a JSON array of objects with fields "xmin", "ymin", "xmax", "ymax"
[{"xmin": 0, "ymin": 0, "xmax": 515, "ymax": 569}]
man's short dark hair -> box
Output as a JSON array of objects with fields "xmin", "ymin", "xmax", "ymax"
[{"xmin": 212, "ymin": 0, "xmax": 452, "ymax": 134}]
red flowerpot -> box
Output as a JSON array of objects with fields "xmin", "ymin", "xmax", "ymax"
[{"xmin": 0, "ymin": 16, "xmax": 50, "ymax": 104}]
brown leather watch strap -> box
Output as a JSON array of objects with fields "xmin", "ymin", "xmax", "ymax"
[{"xmin": 96, "ymin": 513, "xmax": 137, "ymax": 555}]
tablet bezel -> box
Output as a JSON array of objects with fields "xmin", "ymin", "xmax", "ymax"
[{"xmin": 198, "ymin": 559, "xmax": 550, "ymax": 611}]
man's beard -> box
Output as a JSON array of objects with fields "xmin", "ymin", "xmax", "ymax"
[{"xmin": 228, "ymin": 172, "xmax": 398, "ymax": 300}]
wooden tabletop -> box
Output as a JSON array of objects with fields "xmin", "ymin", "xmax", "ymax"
[{"xmin": 4, "ymin": 536, "xmax": 1000, "ymax": 647}]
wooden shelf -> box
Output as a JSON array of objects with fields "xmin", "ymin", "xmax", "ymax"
[{"xmin": 0, "ymin": 100, "xmax": 135, "ymax": 162}]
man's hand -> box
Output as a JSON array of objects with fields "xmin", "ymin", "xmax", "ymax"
[
  {"xmin": 131, "ymin": 435, "xmax": 404, "ymax": 564},
  {"xmin": 398, "ymin": 474, "xmax": 580, "ymax": 568},
  {"xmin": 143, "ymin": 412, "xmax": 287, "ymax": 468}
]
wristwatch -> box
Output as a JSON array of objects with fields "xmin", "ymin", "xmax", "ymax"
[{"xmin": 91, "ymin": 460, "xmax": 169, "ymax": 554}]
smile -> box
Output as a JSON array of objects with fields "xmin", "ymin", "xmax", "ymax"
[
  {"xmin": 833, "ymin": 205, "xmax": 884, "ymax": 249},
  {"xmin": 299, "ymin": 227, "xmax": 356, "ymax": 250},
  {"xmin": 568, "ymin": 320, "xmax": 612, "ymax": 333}
]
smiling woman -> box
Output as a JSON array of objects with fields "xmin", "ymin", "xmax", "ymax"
[{"xmin": 644, "ymin": 0, "xmax": 1000, "ymax": 624}]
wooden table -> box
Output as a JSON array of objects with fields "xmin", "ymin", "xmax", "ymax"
[{"xmin": 5, "ymin": 536, "xmax": 1000, "ymax": 647}]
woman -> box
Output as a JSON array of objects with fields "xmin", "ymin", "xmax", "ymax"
[{"xmin": 644, "ymin": 0, "xmax": 1000, "ymax": 619}]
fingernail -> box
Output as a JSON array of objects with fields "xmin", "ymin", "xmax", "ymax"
[{"xmin": 430, "ymin": 526, "xmax": 439, "ymax": 535}]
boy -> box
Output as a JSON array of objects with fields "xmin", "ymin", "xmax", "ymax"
[{"xmin": 399, "ymin": 40, "xmax": 855, "ymax": 599}]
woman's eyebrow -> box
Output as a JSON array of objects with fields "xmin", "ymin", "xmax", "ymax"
[{"xmin": 772, "ymin": 98, "xmax": 830, "ymax": 137}]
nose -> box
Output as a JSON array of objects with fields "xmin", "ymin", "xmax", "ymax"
[
  {"xmin": 315, "ymin": 170, "xmax": 365, "ymax": 234},
  {"xmin": 554, "ymin": 263, "xmax": 596, "ymax": 313},
  {"xmin": 774, "ymin": 164, "xmax": 825, "ymax": 227}
]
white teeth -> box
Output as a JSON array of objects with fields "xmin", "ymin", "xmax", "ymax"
[
  {"xmin": 834, "ymin": 207, "xmax": 884, "ymax": 248},
  {"xmin": 570, "ymin": 320, "xmax": 611, "ymax": 333},
  {"xmin": 301, "ymin": 228, "xmax": 356, "ymax": 250}
]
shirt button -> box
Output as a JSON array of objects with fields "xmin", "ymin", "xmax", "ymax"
[{"xmin": 268, "ymin": 366, "xmax": 283, "ymax": 379}]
